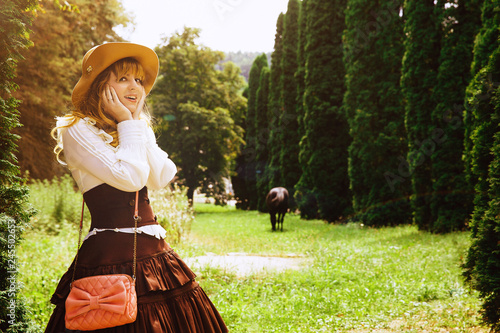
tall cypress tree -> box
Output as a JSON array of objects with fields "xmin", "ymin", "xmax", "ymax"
[
  {"xmin": 279, "ymin": 0, "xmax": 301, "ymax": 209},
  {"xmin": 245, "ymin": 54, "xmax": 268, "ymax": 210},
  {"xmin": 429, "ymin": 0, "xmax": 482, "ymax": 233},
  {"xmin": 469, "ymin": 0, "xmax": 500, "ymax": 76},
  {"xmin": 463, "ymin": 0, "xmax": 500, "ymax": 328},
  {"xmin": 296, "ymin": 0, "xmax": 308, "ymax": 142},
  {"xmin": 255, "ymin": 67, "xmax": 271, "ymax": 212},
  {"xmin": 463, "ymin": 47, "xmax": 500, "ymax": 332},
  {"xmin": 400, "ymin": 0, "xmax": 441, "ymax": 230},
  {"xmin": 232, "ymin": 87, "xmax": 249, "ymax": 209},
  {"xmin": 295, "ymin": 0, "xmax": 351, "ymax": 221},
  {"xmin": 343, "ymin": 0, "xmax": 410, "ymax": 226},
  {"xmin": 265, "ymin": 13, "xmax": 285, "ymax": 190},
  {"xmin": 463, "ymin": 0, "xmax": 499, "ymax": 206},
  {"xmin": 0, "ymin": 1, "xmax": 37, "ymax": 331}
]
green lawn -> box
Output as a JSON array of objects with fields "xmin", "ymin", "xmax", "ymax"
[
  {"xmin": 18, "ymin": 203, "xmax": 487, "ymax": 332},
  {"xmin": 182, "ymin": 204, "xmax": 486, "ymax": 332}
]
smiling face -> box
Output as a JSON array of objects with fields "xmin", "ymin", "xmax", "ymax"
[{"xmin": 106, "ymin": 58, "xmax": 146, "ymax": 113}]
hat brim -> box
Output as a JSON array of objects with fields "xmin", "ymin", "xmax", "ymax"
[{"xmin": 72, "ymin": 43, "xmax": 159, "ymax": 106}]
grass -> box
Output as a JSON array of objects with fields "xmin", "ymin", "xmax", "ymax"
[
  {"xmin": 17, "ymin": 201, "xmax": 487, "ymax": 332},
  {"xmin": 179, "ymin": 203, "xmax": 486, "ymax": 332},
  {"xmin": 17, "ymin": 223, "xmax": 78, "ymax": 331}
]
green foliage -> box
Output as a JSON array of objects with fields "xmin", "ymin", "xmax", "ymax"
[
  {"xmin": 255, "ymin": 68, "xmax": 270, "ymax": 212},
  {"xmin": 278, "ymin": 0, "xmax": 301, "ymax": 209},
  {"xmin": 400, "ymin": 0, "xmax": 441, "ymax": 230},
  {"xmin": 295, "ymin": 0, "xmax": 352, "ymax": 221},
  {"xmin": 150, "ymin": 185, "xmax": 194, "ymax": 245},
  {"xmin": 0, "ymin": 0, "xmax": 38, "ymax": 331},
  {"xmin": 429, "ymin": 0, "xmax": 482, "ymax": 233},
  {"xmin": 186, "ymin": 206, "xmax": 484, "ymax": 332},
  {"xmin": 28, "ymin": 174, "xmax": 84, "ymax": 234},
  {"xmin": 463, "ymin": 0, "xmax": 500, "ymax": 198},
  {"xmin": 463, "ymin": 44, "xmax": 500, "ymax": 330},
  {"xmin": 469, "ymin": 0, "xmax": 500, "ymax": 76},
  {"xmin": 343, "ymin": 0, "xmax": 410, "ymax": 226},
  {"xmin": 265, "ymin": 13, "xmax": 285, "ymax": 191},
  {"xmin": 295, "ymin": 0, "xmax": 307, "ymax": 151},
  {"xmin": 241, "ymin": 53, "xmax": 268, "ymax": 210},
  {"xmin": 151, "ymin": 27, "xmax": 246, "ymax": 202},
  {"xmin": 14, "ymin": 0, "xmax": 130, "ymax": 180}
]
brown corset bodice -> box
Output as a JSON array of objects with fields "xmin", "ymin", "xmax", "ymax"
[{"xmin": 83, "ymin": 183, "xmax": 157, "ymax": 229}]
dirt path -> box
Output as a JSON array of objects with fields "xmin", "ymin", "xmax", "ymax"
[{"xmin": 184, "ymin": 253, "xmax": 310, "ymax": 276}]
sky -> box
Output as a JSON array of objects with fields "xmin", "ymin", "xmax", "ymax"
[{"xmin": 115, "ymin": 0, "xmax": 290, "ymax": 53}]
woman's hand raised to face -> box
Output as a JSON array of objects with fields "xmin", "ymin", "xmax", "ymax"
[
  {"xmin": 102, "ymin": 84, "xmax": 133, "ymax": 122},
  {"xmin": 102, "ymin": 85, "xmax": 146, "ymax": 122}
]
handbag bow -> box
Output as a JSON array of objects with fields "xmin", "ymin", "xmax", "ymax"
[{"xmin": 66, "ymin": 280, "xmax": 128, "ymax": 319}]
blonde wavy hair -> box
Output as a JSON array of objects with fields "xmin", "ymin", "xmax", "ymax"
[{"xmin": 53, "ymin": 57, "xmax": 152, "ymax": 163}]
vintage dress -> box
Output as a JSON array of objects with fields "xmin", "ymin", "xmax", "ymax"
[{"xmin": 45, "ymin": 117, "xmax": 227, "ymax": 332}]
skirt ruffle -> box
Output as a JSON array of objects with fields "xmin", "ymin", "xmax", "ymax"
[
  {"xmin": 45, "ymin": 283, "xmax": 226, "ymax": 333},
  {"xmin": 45, "ymin": 232, "xmax": 227, "ymax": 333}
]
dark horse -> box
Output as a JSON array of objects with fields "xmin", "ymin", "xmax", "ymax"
[{"xmin": 266, "ymin": 187, "xmax": 289, "ymax": 231}]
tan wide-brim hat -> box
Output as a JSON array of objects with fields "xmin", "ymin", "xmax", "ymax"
[{"xmin": 72, "ymin": 42, "xmax": 159, "ymax": 105}]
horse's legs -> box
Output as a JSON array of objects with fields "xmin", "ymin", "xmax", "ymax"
[
  {"xmin": 278, "ymin": 212, "xmax": 285, "ymax": 231},
  {"xmin": 270, "ymin": 213, "xmax": 277, "ymax": 231}
]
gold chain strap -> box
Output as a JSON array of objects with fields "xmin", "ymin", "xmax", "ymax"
[
  {"xmin": 70, "ymin": 191, "xmax": 140, "ymax": 286},
  {"xmin": 132, "ymin": 190, "xmax": 140, "ymax": 280}
]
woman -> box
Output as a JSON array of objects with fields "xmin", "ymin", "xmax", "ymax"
[{"xmin": 46, "ymin": 42, "xmax": 228, "ymax": 332}]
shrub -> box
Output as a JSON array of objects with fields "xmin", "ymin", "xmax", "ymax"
[
  {"xmin": 28, "ymin": 174, "xmax": 83, "ymax": 235},
  {"xmin": 149, "ymin": 184, "xmax": 194, "ymax": 245}
]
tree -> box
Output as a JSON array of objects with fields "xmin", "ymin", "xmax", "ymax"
[
  {"xmin": 463, "ymin": 0, "xmax": 499, "ymax": 211},
  {"xmin": 14, "ymin": 0, "xmax": 130, "ymax": 180},
  {"xmin": 295, "ymin": 0, "xmax": 351, "ymax": 221},
  {"xmin": 265, "ymin": 13, "xmax": 285, "ymax": 192},
  {"xmin": 468, "ymin": 0, "xmax": 500, "ymax": 76},
  {"xmin": 279, "ymin": 0, "xmax": 301, "ymax": 209},
  {"xmin": 429, "ymin": 0, "xmax": 482, "ymax": 233},
  {"xmin": 462, "ymin": 0, "xmax": 500, "ymax": 329},
  {"xmin": 255, "ymin": 67, "xmax": 271, "ymax": 212},
  {"xmin": 243, "ymin": 53, "xmax": 268, "ymax": 210},
  {"xmin": 400, "ymin": 0, "xmax": 441, "ymax": 230},
  {"xmin": 343, "ymin": 0, "xmax": 410, "ymax": 226},
  {"xmin": 151, "ymin": 28, "xmax": 246, "ymax": 203},
  {"xmin": 0, "ymin": 0, "xmax": 37, "ymax": 331},
  {"xmin": 463, "ymin": 46, "xmax": 500, "ymax": 332},
  {"xmin": 296, "ymin": 0, "xmax": 308, "ymax": 146}
]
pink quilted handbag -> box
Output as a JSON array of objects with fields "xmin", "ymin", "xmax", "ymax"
[
  {"xmin": 65, "ymin": 192, "xmax": 140, "ymax": 330},
  {"xmin": 65, "ymin": 274, "xmax": 137, "ymax": 330}
]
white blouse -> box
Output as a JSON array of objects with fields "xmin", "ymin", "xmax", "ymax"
[
  {"xmin": 56, "ymin": 117, "xmax": 176, "ymax": 193},
  {"xmin": 56, "ymin": 117, "xmax": 177, "ymax": 241}
]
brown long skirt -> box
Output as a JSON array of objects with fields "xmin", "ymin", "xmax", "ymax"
[{"xmin": 44, "ymin": 184, "xmax": 227, "ymax": 333}]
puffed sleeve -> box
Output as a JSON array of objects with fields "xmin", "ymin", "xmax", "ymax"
[
  {"xmin": 144, "ymin": 125, "xmax": 177, "ymax": 189},
  {"xmin": 61, "ymin": 118, "xmax": 150, "ymax": 192}
]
